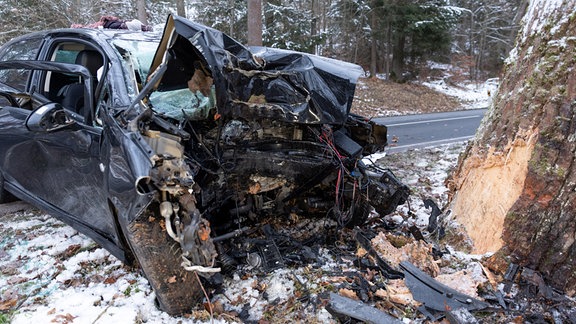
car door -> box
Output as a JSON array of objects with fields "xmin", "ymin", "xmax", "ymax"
[{"xmin": 0, "ymin": 50, "xmax": 125, "ymax": 257}]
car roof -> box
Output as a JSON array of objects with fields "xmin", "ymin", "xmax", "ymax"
[{"xmin": 5, "ymin": 28, "xmax": 161, "ymax": 47}]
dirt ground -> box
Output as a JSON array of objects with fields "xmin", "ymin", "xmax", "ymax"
[{"xmin": 351, "ymin": 78, "xmax": 462, "ymax": 117}]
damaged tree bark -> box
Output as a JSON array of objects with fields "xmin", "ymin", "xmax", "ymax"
[{"xmin": 448, "ymin": 0, "xmax": 576, "ymax": 295}]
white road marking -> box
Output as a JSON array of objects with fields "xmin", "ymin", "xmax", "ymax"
[
  {"xmin": 387, "ymin": 135, "xmax": 475, "ymax": 152},
  {"xmin": 386, "ymin": 115, "xmax": 483, "ymax": 127}
]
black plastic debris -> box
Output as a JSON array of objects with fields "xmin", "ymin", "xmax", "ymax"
[
  {"xmin": 409, "ymin": 224, "xmax": 425, "ymax": 241},
  {"xmin": 494, "ymin": 289, "xmax": 507, "ymax": 309},
  {"xmin": 400, "ymin": 261, "xmax": 489, "ymax": 316},
  {"xmin": 256, "ymin": 239, "xmax": 284, "ymax": 270},
  {"xmin": 423, "ymin": 198, "xmax": 442, "ymax": 233},
  {"xmin": 520, "ymin": 267, "xmax": 568, "ymax": 302},
  {"xmin": 355, "ymin": 230, "xmax": 404, "ymax": 279},
  {"xmin": 417, "ymin": 305, "xmax": 444, "ymax": 322},
  {"xmin": 326, "ymin": 292, "xmax": 404, "ymax": 324},
  {"xmin": 503, "ymin": 262, "xmax": 519, "ymax": 293}
]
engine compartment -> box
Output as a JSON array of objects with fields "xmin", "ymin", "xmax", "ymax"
[{"xmin": 138, "ymin": 112, "xmax": 410, "ymax": 278}]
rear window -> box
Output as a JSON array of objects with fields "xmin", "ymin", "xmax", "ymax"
[{"xmin": 52, "ymin": 50, "xmax": 79, "ymax": 64}]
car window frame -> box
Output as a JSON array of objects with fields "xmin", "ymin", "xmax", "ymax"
[{"xmin": 40, "ymin": 37, "xmax": 109, "ymax": 127}]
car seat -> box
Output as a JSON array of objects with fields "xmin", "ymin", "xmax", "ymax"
[{"xmin": 58, "ymin": 50, "xmax": 103, "ymax": 121}]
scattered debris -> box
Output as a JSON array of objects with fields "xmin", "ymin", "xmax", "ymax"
[
  {"xmin": 400, "ymin": 261, "xmax": 489, "ymax": 319},
  {"xmin": 3, "ymin": 142, "xmax": 576, "ymax": 322},
  {"xmin": 503, "ymin": 262, "xmax": 520, "ymax": 293},
  {"xmin": 435, "ymin": 262, "xmax": 487, "ymax": 298},
  {"xmin": 326, "ymin": 292, "xmax": 404, "ymax": 324},
  {"xmin": 370, "ymin": 232, "xmax": 440, "ymax": 277},
  {"xmin": 424, "ymin": 198, "xmax": 442, "ymax": 233},
  {"xmin": 375, "ymin": 279, "xmax": 416, "ymax": 306},
  {"xmin": 355, "ymin": 230, "xmax": 404, "ymax": 279}
]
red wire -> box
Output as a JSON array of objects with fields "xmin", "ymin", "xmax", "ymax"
[{"xmin": 335, "ymin": 168, "xmax": 342, "ymax": 206}]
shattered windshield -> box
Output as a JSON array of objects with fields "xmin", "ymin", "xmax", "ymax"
[
  {"xmin": 148, "ymin": 82, "xmax": 216, "ymax": 121},
  {"xmin": 113, "ymin": 36, "xmax": 216, "ymax": 121}
]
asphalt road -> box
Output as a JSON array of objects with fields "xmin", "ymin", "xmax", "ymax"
[{"xmin": 374, "ymin": 109, "xmax": 487, "ymax": 153}]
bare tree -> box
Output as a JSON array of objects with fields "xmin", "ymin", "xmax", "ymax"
[
  {"xmin": 451, "ymin": 0, "xmax": 524, "ymax": 80},
  {"xmin": 448, "ymin": 0, "xmax": 576, "ymax": 294},
  {"xmin": 247, "ymin": 0, "xmax": 262, "ymax": 46},
  {"xmin": 176, "ymin": 0, "xmax": 186, "ymax": 17},
  {"xmin": 136, "ymin": 0, "xmax": 148, "ymax": 25},
  {"xmin": 0, "ymin": 0, "xmax": 136, "ymax": 44}
]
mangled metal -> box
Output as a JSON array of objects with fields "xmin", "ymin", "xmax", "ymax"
[
  {"xmin": 0, "ymin": 14, "xmax": 410, "ymax": 315},
  {"xmin": 131, "ymin": 14, "xmax": 411, "ymax": 280}
]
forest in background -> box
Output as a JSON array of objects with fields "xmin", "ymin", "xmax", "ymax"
[{"xmin": 0, "ymin": 0, "xmax": 525, "ymax": 82}]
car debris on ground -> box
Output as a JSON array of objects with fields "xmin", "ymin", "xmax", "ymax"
[{"xmin": 2, "ymin": 143, "xmax": 576, "ymax": 322}]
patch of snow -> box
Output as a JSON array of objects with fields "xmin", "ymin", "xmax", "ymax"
[
  {"xmin": 422, "ymin": 79, "xmax": 497, "ymax": 109},
  {"xmin": 265, "ymin": 269, "xmax": 295, "ymax": 302},
  {"xmin": 427, "ymin": 61, "xmax": 451, "ymax": 70}
]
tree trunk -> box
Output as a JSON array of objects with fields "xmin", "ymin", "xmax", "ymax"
[
  {"xmin": 448, "ymin": 0, "xmax": 576, "ymax": 295},
  {"xmin": 369, "ymin": 7, "xmax": 377, "ymax": 78},
  {"xmin": 390, "ymin": 31, "xmax": 405, "ymax": 82},
  {"xmin": 176, "ymin": 0, "xmax": 186, "ymax": 17},
  {"xmin": 228, "ymin": 0, "xmax": 235, "ymax": 37},
  {"xmin": 136, "ymin": 0, "xmax": 148, "ymax": 25},
  {"xmin": 384, "ymin": 20, "xmax": 391, "ymax": 81},
  {"xmin": 247, "ymin": 0, "xmax": 262, "ymax": 46}
]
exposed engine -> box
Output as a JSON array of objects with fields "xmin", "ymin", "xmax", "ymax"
[{"xmin": 140, "ymin": 113, "xmax": 410, "ymax": 277}]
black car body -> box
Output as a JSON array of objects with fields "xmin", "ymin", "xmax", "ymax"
[{"xmin": 0, "ymin": 15, "xmax": 409, "ymax": 314}]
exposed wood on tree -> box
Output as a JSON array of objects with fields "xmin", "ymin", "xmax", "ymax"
[{"xmin": 448, "ymin": 0, "xmax": 576, "ymax": 295}]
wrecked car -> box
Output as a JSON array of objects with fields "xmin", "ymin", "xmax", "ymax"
[{"xmin": 0, "ymin": 15, "xmax": 409, "ymax": 315}]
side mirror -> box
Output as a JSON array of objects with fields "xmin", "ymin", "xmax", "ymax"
[{"xmin": 25, "ymin": 102, "xmax": 74, "ymax": 132}]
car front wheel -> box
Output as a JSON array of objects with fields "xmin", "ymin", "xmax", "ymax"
[{"xmin": 121, "ymin": 209, "xmax": 205, "ymax": 316}]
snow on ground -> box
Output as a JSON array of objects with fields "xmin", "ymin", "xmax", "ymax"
[
  {"xmin": 422, "ymin": 78, "xmax": 499, "ymax": 109},
  {"xmin": 0, "ymin": 141, "xmax": 470, "ymax": 323},
  {"xmin": 381, "ymin": 142, "xmax": 466, "ymax": 227}
]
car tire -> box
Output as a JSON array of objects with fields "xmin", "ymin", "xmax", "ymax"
[{"xmin": 122, "ymin": 211, "xmax": 204, "ymax": 315}]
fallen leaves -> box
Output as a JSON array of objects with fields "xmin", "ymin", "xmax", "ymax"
[
  {"xmin": 166, "ymin": 276, "xmax": 177, "ymax": 284},
  {"xmin": 375, "ymin": 279, "xmax": 416, "ymax": 306},
  {"xmin": 51, "ymin": 313, "xmax": 77, "ymax": 323},
  {"xmin": 0, "ymin": 289, "xmax": 19, "ymax": 311},
  {"xmin": 351, "ymin": 78, "xmax": 462, "ymax": 117},
  {"xmin": 59, "ymin": 244, "xmax": 81, "ymax": 259},
  {"xmin": 0, "ymin": 298, "xmax": 17, "ymax": 311},
  {"xmin": 338, "ymin": 288, "xmax": 358, "ymax": 300}
]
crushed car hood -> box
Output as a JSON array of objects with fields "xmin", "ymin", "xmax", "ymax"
[{"xmin": 148, "ymin": 14, "xmax": 363, "ymax": 125}]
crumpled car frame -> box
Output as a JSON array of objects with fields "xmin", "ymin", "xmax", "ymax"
[{"xmin": 0, "ymin": 14, "xmax": 410, "ymax": 315}]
